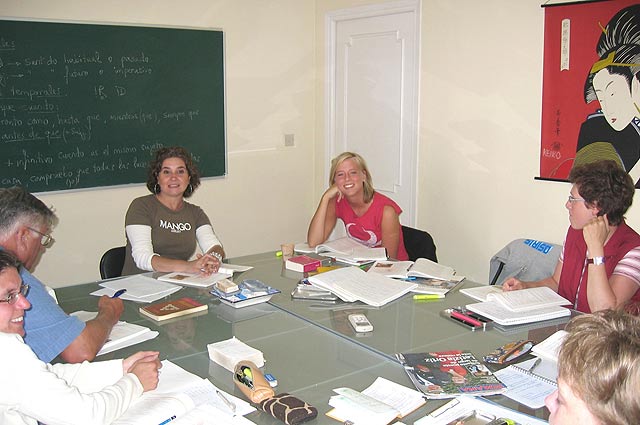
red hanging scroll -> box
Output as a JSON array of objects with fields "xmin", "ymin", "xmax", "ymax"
[{"xmin": 539, "ymin": 0, "xmax": 640, "ymax": 185}]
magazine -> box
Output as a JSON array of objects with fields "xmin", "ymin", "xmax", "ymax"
[
  {"xmin": 395, "ymin": 350, "xmax": 506, "ymax": 399},
  {"xmin": 367, "ymin": 259, "xmax": 460, "ymax": 281},
  {"xmin": 410, "ymin": 277, "xmax": 465, "ymax": 296}
]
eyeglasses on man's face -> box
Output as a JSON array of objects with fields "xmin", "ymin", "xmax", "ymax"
[
  {"xmin": 567, "ymin": 195, "xmax": 586, "ymax": 204},
  {"xmin": 28, "ymin": 227, "xmax": 55, "ymax": 248},
  {"xmin": 0, "ymin": 283, "xmax": 29, "ymax": 305}
]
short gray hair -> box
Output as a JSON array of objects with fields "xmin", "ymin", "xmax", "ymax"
[{"xmin": 0, "ymin": 187, "xmax": 57, "ymax": 239}]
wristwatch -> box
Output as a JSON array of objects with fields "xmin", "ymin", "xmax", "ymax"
[{"xmin": 587, "ymin": 256, "xmax": 605, "ymax": 265}]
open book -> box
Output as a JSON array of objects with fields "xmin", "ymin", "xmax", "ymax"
[
  {"xmin": 304, "ymin": 237, "xmax": 388, "ymax": 262},
  {"xmin": 367, "ymin": 258, "xmax": 461, "ymax": 281},
  {"xmin": 157, "ymin": 272, "xmax": 232, "ymax": 288},
  {"xmin": 112, "ymin": 360, "xmax": 255, "ymax": 425},
  {"xmin": 461, "ymin": 286, "xmax": 569, "ymax": 309},
  {"xmin": 532, "ymin": 329, "xmax": 568, "ymax": 362},
  {"xmin": 464, "ymin": 287, "xmax": 571, "ymax": 326},
  {"xmin": 71, "ymin": 311, "xmax": 158, "ymax": 356},
  {"xmin": 156, "ymin": 264, "xmax": 253, "ymax": 288},
  {"xmin": 415, "ymin": 395, "xmax": 548, "ymax": 425},
  {"xmin": 307, "ymin": 266, "xmax": 417, "ymax": 307},
  {"xmin": 327, "ymin": 377, "xmax": 425, "ymax": 425},
  {"xmin": 466, "ymin": 302, "xmax": 571, "ymax": 326}
]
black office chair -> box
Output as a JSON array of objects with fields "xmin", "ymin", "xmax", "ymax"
[
  {"xmin": 99, "ymin": 246, "xmax": 126, "ymax": 279},
  {"xmin": 401, "ymin": 226, "xmax": 437, "ymax": 262}
]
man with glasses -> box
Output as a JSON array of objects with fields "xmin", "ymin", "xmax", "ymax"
[
  {"xmin": 503, "ymin": 160, "xmax": 640, "ymax": 314},
  {"xmin": 0, "ymin": 187, "xmax": 124, "ymax": 363}
]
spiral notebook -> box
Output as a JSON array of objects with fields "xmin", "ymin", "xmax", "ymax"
[{"xmin": 493, "ymin": 358, "xmax": 557, "ymax": 409}]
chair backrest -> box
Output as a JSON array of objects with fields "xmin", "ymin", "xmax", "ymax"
[
  {"xmin": 489, "ymin": 239, "xmax": 561, "ymax": 285},
  {"xmin": 401, "ymin": 226, "xmax": 438, "ymax": 262},
  {"xmin": 99, "ymin": 246, "xmax": 126, "ymax": 279}
]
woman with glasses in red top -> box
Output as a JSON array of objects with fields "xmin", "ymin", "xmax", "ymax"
[{"xmin": 503, "ymin": 160, "xmax": 640, "ymax": 314}]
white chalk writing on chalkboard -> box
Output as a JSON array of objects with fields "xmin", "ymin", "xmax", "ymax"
[{"xmin": 0, "ymin": 19, "xmax": 225, "ymax": 192}]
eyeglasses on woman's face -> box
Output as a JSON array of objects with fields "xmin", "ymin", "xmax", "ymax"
[
  {"xmin": 28, "ymin": 227, "xmax": 55, "ymax": 248},
  {"xmin": 567, "ymin": 195, "xmax": 586, "ymax": 204},
  {"xmin": 0, "ymin": 283, "xmax": 29, "ymax": 305}
]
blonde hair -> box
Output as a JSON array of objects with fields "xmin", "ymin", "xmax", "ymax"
[
  {"xmin": 558, "ymin": 310, "xmax": 640, "ymax": 425},
  {"xmin": 328, "ymin": 152, "xmax": 375, "ymax": 203}
]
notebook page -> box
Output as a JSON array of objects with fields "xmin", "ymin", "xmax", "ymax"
[
  {"xmin": 494, "ymin": 361, "xmax": 557, "ymax": 409},
  {"xmin": 361, "ymin": 377, "xmax": 425, "ymax": 417}
]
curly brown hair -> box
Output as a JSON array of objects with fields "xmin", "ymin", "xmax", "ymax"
[
  {"xmin": 569, "ymin": 160, "xmax": 634, "ymax": 226},
  {"xmin": 145, "ymin": 146, "xmax": 201, "ymax": 198}
]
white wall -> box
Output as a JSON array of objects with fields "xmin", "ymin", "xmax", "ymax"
[
  {"xmin": 4, "ymin": 0, "xmax": 640, "ymax": 286},
  {"xmin": 2, "ymin": 0, "xmax": 317, "ymax": 286},
  {"xmin": 416, "ymin": 0, "xmax": 640, "ymax": 283},
  {"xmin": 314, "ymin": 0, "xmax": 640, "ymax": 283}
]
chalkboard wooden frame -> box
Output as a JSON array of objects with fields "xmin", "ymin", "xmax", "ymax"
[{"xmin": 0, "ymin": 19, "xmax": 226, "ymax": 193}]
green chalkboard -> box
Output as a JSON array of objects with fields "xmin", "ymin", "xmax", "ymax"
[{"xmin": 0, "ymin": 19, "xmax": 225, "ymax": 192}]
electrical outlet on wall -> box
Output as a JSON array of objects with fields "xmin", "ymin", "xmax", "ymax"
[{"xmin": 284, "ymin": 133, "xmax": 295, "ymax": 147}]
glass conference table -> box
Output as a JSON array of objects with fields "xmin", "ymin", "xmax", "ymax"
[{"xmin": 55, "ymin": 252, "xmax": 565, "ymax": 424}]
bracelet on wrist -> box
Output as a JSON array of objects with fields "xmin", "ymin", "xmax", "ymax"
[{"xmin": 210, "ymin": 251, "xmax": 223, "ymax": 262}]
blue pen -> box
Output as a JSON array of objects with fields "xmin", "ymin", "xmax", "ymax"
[
  {"xmin": 157, "ymin": 415, "xmax": 176, "ymax": 425},
  {"xmin": 112, "ymin": 289, "xmax": 127, "ymax": 298}
]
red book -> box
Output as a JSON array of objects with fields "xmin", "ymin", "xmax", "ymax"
[
  {"xmin": 139, "ymin": 297, "xmax": 208, "ymax": 321},
  {"xmin": 285, "ymin": 255, "xmax": 322, "ymax": 272}
]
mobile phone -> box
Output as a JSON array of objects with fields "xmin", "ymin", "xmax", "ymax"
[{"xmin": 348, "ymin": 314, "xmax": 373, "ymax": 333}]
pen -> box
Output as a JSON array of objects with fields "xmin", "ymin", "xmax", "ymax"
[
  {"xmin": 462, "ymin": 309, "xmax": 492, "ymax": 323},
  {"xmin": 216, "ymin": 389, "xmax": 236, "ymax": 414},
  {"xmin": 413, "ymin": 294, "xmax": 445, "ymax": 300},
  {"xmin": 449, "ymin": 314, "xmax": 480, "ymax": 330},
  {"xmin": 450, "ymin": 310, "xmax": 483, "ymax": 327},
  {"xmin": 111, "ymin": 289, "xmax": 127, "ymax": 298},
  {"xmin": 529, "ymin": 357, "xmax": 542, "ymax": 372},
  {"xmin": 157, "ymin": 415, "xmax": 176, "ymax": 425}
]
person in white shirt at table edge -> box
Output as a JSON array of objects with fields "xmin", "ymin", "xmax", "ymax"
[{"xmin": 0, "ymin": 250, "xmax": 161, "ymax": 425}]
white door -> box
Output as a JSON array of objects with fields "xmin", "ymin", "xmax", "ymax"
[{"xmin": 326, "ymin": 0, "xmax": 420, "ymax": 226}]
